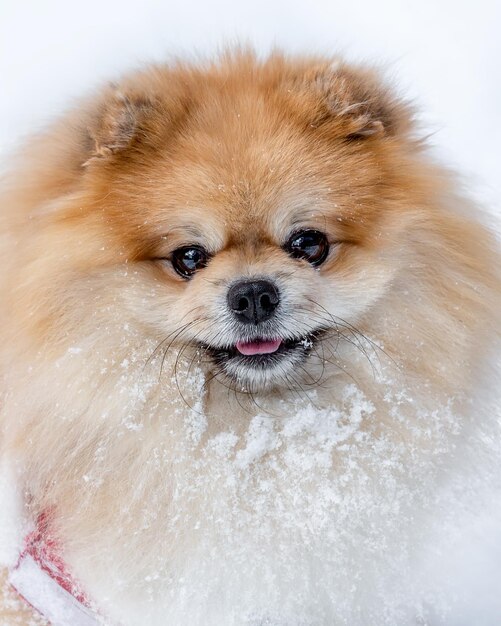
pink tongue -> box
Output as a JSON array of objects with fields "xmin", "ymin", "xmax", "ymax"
[{"xmin": 236, "ymin": 338, "xmax": 282, "ymax": 356}]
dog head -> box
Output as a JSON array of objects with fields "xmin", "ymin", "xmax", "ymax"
[{"xmin": 8, "ymin": 52, "xmax": 449, "ymax": 394}]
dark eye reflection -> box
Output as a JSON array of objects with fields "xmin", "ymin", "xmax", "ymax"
[
  {"xmin": 171, "ymin": 246, "xmax": 209, "ymax": 278},
  {"xmin": 284, "ymin": 230, "xmax": 330, "ymax": 266}
]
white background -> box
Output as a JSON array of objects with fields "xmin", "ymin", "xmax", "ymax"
[{"xmin": 0, "ymin": 0, "xmax": 500, "ymax": 214}]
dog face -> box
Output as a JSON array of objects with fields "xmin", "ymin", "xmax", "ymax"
[{"xmin": 14, "ymin": 53, "xmax": 425, "ymax": 393}]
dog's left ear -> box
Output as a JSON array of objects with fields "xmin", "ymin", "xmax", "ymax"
[
  {"xmin": 84, "ymin": 88, "xmax": 157, "ymax": 166},
  {"xmin": 298, "ymin": 63, "xmax": 412, "ymax": 140}
]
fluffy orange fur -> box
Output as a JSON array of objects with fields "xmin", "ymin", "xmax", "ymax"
[{"xmin": 0, "ymin": 50, "xmax": 500, "ymax": 625}]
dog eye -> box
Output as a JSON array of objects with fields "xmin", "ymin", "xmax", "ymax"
[
  {"xmin": 171, "ymin": 246, "xmax": 209, "ymax": 278},
  {"xmin": 284, "ymin": 230, "xmax": 330, "ymax": 266}
]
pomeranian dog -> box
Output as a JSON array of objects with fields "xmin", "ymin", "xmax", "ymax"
[{"xmin": 0, "ymin": 50, "xmax": 500, "ymax": 625}]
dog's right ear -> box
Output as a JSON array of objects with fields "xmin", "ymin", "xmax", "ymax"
[
  {"xmin": 83, "ymin": 88, "xmax": 157, "ymax": 167},
  {"xmin": 291, "ymin": 61, "xmax": 413, "ymax": 140}
]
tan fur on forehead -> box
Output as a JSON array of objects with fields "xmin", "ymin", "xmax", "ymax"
[
  {"xmin": 81, "ymin": 49, "xmax": 411, "ymax": 175},
  {"xmin": 57, "ymin": 50, "xmax": 416, "ymax": 264}
]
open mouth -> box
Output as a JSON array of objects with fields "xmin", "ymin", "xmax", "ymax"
[
  {"xmin": 199, "ymin": 329, "xmax": 328, "ymax": 390},
  {"xmin": 203, "ymin": 334, "xmax": 318, "ymax": 376}
]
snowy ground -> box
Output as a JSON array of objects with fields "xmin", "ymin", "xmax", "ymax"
[{"xmin": 1, "ymin": 0, "xmax": 500, "ymax": 623}]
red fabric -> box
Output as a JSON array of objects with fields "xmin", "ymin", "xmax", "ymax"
[{"xmin": 20, "ymin": 511, "xmax": 91, "ymax": 608}]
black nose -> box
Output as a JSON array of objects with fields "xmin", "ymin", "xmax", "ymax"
[{"xmin": 227, "ymin": 279, "xmax": 280, "ymax": 325}]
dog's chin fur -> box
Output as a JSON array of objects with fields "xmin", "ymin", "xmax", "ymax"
[{"xmin": 1, "ymin": 50, "xmax": 500, "ymax": 625}]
